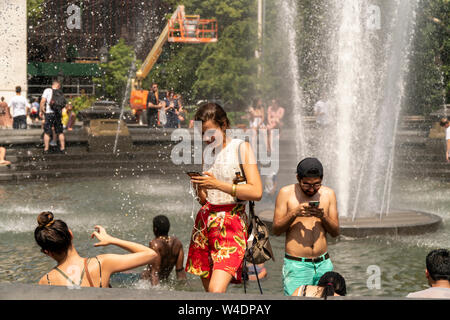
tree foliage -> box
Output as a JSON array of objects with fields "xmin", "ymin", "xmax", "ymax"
[
  {"xmin": 405, "ymin": 0, "xmax": 450, "ymax": 115},
  {"xmin": 27, "ymin": 0, "xmax": 44, "ymax": 23},
  {"xmin": 93, "ymin": 39, "xmax": 140, "ymax": 104},
  {"xmin": 145, "ymin": 0, "xmax": 257, "ymax": 110}
]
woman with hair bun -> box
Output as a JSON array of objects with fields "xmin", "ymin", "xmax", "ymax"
[{"xmin": 35, "ymin": 212, "xmax": 157, "ymax": 288}]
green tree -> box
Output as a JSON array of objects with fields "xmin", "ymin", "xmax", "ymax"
[
  {"xmin": 145, "ymin": 0, "xmax": 257, "ymax": 110},
  {"xmin": 68, "ymin": 95, "xmax": 96, "ymax": 115},
  {"xmin": 93, "ymin": 39, "xmax": 140, "ymax": 104},
  {"xmin": 28, "ymin": 0, "xmax": 44, "ymax": 23},
  {"xmin": 405, "ymin": 0, "xmax": 449, "ymax": 115},
  {"xmin": 193, "ymin": 18, "xmax": 257, "ymax": 109}
]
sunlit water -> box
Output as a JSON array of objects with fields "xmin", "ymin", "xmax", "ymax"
[{"xmin": 0, "ymin": 176, "xmax": 448, "ymax": 297}]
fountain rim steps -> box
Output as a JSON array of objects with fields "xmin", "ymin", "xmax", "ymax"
[{"xmin": 257, "ymin": 208, "xmax": 443, "ymax": 238}]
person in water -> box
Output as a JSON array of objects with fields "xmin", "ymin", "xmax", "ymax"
[
  {"xmin": 141, "ymin": 215, "xmax": 187, "ymax": 285},
  {"xmin": 187, "ymin": 102, "xmax": 263, "ymax": 293},
  {"xmin": 292, "ymin": 271, "xmax": 347, "ymax": 299},
  {"xmin": 407, "ymin": 249, "xmax": 450, "ymax": 299},
  {"xmin": 272, "ymin": 157, "xmax": 340, "ymax": 296},
  {"xmin": 246, "ymin": 263, "xmax": 267, "ymax": 281},
  {"xmin": 35, "ymin": 211, "xmax": 157, "ymax": 288}
]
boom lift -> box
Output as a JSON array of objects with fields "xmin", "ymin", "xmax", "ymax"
[{"xmin": 130, "ymin": 5, "xmax": 218, "ymax": 111}]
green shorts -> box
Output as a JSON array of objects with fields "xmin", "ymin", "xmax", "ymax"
[{"xmin": 282, "ymin": 252, "xmax": 334, "ymax": 296}]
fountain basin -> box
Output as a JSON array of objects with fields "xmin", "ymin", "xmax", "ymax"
[{"xmin": 257, "ymin": 209, "xmax": 442, "ymax": 238}]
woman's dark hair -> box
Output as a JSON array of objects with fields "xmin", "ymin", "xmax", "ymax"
[
  {"xmin": 317, "ymin": 271, "xmax": 347, "ymax": 299},
  {"xmin": 194, "ymin": 102, "xmax": 230, "ymax": 130},
  {"xmin": 34, "ymin": 212, "xmax": 72, "ymax": 257}
]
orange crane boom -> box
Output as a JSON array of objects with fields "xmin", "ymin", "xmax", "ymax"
[{"xmin": 130, "ymin": 5, "xmax": 217, "ymax": 111}]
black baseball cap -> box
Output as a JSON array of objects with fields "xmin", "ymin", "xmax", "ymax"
[{"xmin": 297, "ymin": 157, "xmax": 323, "ymax": 179}]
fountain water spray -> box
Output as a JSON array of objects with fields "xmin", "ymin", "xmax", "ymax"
[
  {"xmin": 113, "ymin": 57, "xmax": 136, "ymax": 155},
  {"xmin": 278, "ymin": 0, "xmax": 307, "ymax": 159},
  {"xmin": 282, "ymin": 0, "xmax": 419, "ymax": 218}
]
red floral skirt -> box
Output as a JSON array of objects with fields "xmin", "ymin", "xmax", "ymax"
[{"xmin": 185, "ymin": 202, "xmax": 248, "ymax": 283}]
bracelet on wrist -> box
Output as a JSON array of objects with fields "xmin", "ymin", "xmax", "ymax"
[{"xmin": 231, "ymin": 184, "xmax": 237, "ymax": 197}]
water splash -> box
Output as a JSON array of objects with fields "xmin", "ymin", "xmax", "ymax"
[
  {"xmin": 113, "ymin": 57, "xmax": 136, "ymax": 155},
  {"xmin": 278, "ymin": 0, "xmax": 307, "ymax": 158},
  {"xmin": 284, "ymin": 0, "xmax": 419, "ymax": 218}
]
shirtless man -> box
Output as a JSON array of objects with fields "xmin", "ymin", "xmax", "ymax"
[
  {"xmin": 141, "ymin": 215, "xmax": 187, "ymax": 285},
  {"xmin": 272, "ymin": 157, "xmax": 339, "ymax": 295}
]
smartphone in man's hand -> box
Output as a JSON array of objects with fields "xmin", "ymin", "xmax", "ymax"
[{"xmin": 309, "ymin": 201, "xmax": 320, "ymax": 208}]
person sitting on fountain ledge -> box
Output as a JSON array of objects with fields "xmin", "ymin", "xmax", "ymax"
[
  {"xmin": 406, "ymin": 249, "xmax": 450, "ymax": 299},
  {"xmin": 141, "ymin": 215, "xmax": 187, "ymax": 285},
  {"xmin": 272, "ymin": 157, "xmax": 340, "ymax": 296},
  {"xmin": 35, "ymin": 212, "xmax": 158, "ymax": 288}
]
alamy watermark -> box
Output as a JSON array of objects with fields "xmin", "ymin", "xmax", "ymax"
[
  {"xmin": 170, "ymin": 121, "xmax": 279, "ymax": 176},
  {"xmin": 366, "ymin": 265, "xmax": 381, "ymax": 290},
  {"xmin": 67, "ymin": 4, "xmax": 81, "ymax": 30},
  {"xmin": 366, "ymin": 4, "xmax": 381, "ymax": 30}
]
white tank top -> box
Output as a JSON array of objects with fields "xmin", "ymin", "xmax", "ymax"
[{"xmin": 203, "ymin": 138, "xmax": 246, "ymax": 205}]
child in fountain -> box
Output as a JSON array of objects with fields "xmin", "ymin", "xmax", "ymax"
[
  {"xmin": 141, "ymin": 215, "xmax": 187, "ymax": 285},
  {"xmin": 187, "ymin": 102, "xmax": 263, "ymax": 293},
  {"xmin": 34, "ymin": 212, "xmax": 157, "ymax": 288},
  {"xmin": 272, "ymin": 157, "xmax": 340, "ymax": 296}
]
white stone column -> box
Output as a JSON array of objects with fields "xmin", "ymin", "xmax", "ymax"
[{"xmin": 0, "ymin": 0, "xmax": 27, "ymax": 102}]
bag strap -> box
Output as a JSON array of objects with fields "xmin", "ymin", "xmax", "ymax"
[
  {"xmin": 238, "ymin": 140, "xmax": 263, "ymax": 295},
  {"xmin": 251, "ymin": 255, "xmax": 264, "ymax": 295},
  {"xmin": 237, "ymin": 140, "xmax": 255, "ymax": 215}
]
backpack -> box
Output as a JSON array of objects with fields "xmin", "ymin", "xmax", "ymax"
[{"xmin": 50, "ymin": 89, "xmax": 66, "ymax": 114}]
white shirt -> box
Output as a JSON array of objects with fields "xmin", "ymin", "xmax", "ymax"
[
  {"xmin": 446, "ymin": 126, "xmax": 450, "ymax": 141},
  {"xmin": 42, "ymin": 88, "xmax": 54, "ymax": 114},
  {"xmin": 9, "ymin": 95, "xmax": 30, "ymax": 118},
  {"xmin": 407, "ymin": 287, "xmax": 450, "ymax": 299},
  {"xmin": 203, "ymin": 139, "xmax": 246, "ymax": 205}
]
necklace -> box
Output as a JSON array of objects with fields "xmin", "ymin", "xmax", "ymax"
[{"xmin": 156, "ymin": 236, "xmax": 170, "ymax": 242}]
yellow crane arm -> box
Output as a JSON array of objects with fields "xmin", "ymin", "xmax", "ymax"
[{"xmin": 134, "ymin": 5, "xmax": 185, "ymax": 88}]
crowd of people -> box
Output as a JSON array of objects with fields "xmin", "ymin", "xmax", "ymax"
[
  {"xmin": 145, "ymin": 82, "xmax": 186, "ymax": 129},
  {"xmin": 0, "ymin": 81, "xmax": 80, "ymax": 161},
  {"xmin": 244, "ymin": 98, "xmax": 285, "ymax": 152},
  {"xmin": 32, "ymin": 102, "xmax": 450, "ymax": 299}
]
